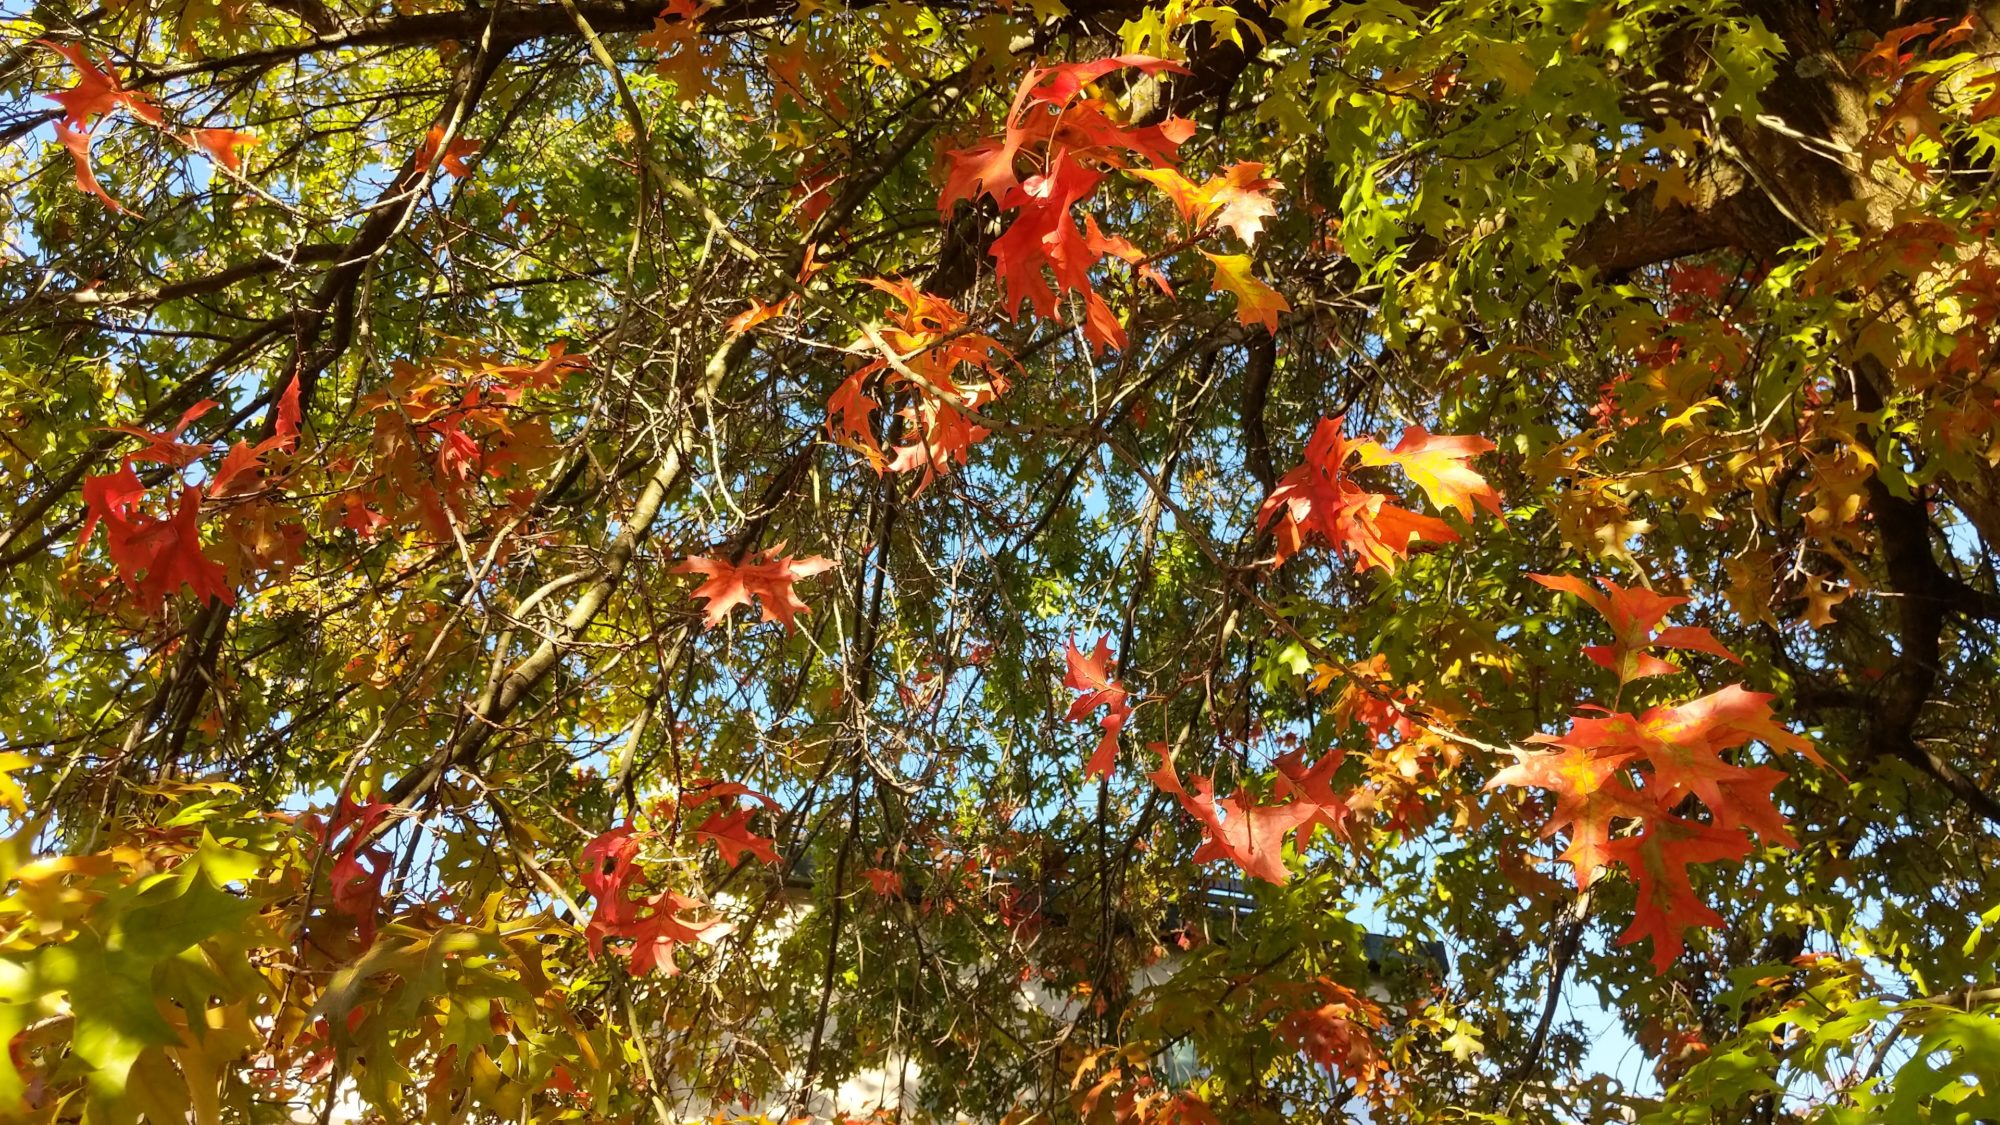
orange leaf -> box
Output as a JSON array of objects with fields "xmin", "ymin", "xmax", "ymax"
[
  {"xmin": 1529, "ymin": 573, "xmax": 1741, "ymax": 682},
  {"xmin": 674, "ymin": 546, "xmax": 836, "ymax": 632},
  {"xmin": 1355, "ymin": 424, "xmax": 1501, "ymax": 519},
  {"xmin": 1064, "ymin": 636, "xmax": 1132, "ymax": 780},
  {"xmin": 53, "ymin": 120, "xmax": 123, "ymax": 214},
  {"xmin": 1201, "ymin": 250, "xmax": 1289, "ymax": 333},
  {"xmin": 728, "ymin": 296, "xmax": 792, "ymax": 333},
  {"xmin": 1133, "ymin": 160, "xmax": 1280, "ymax": 244},
  {"xmin": 190, "ymin": 127, "xmax": 259, "ymax": 172},
  {"xmin": 418, "ymin": 125, "xmax": 481, "ymax": 177}
]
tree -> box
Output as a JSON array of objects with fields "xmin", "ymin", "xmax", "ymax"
[{"xmin": 0, "ymin": 0, "xmax": 1996, "ymax": 1118}]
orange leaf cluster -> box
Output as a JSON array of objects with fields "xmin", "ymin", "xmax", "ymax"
[
  {"xmin": 40, "ymin": 41, "xmax": 259, "ymax": 212},
  {"xmin": 578, "ymin": 825, "xmax": 733, "ymax": 977},
  {"xmin": 1490, "ymin": 574, "xmax": 1825, "ymax": 971},
  {"xmin": 39, "ymin": 40, "xmax": 160, "ymax": 213},
  {"xmin": 1076, "ymin": 1059, "xmax": 1220, "ymax": 1125},
  {"xmin": 1258, "ymin": 416, "xmax": 1501, "ymax": 569},
  {"xmin": 349, "ymin": 345, "xmax": 583, "ymax": 539},
  {"xmin": 939, "ymin": 55, "xmax": 1196, "ymax": 353},
  {"xmin": 1269, "ymin": 978, "xmax": 1388, "ymax": 1095},
  {"xmin": 826, "ymin": 278, "xmax": 1013, "ymax": 492}
]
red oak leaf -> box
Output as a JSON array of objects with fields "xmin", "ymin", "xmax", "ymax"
[
  {"xmin": 1083, "ymin": 214, "xmax": 1172, "ymax": 295},
  {"xmin": 133, "ymin": 486, "xmax": 234, "ymax": 610},
  {"xmin": 1063, "ymin": 635, "xmax": 1128, "ymax": 719},
  {"xmin": 1530, "ymin": 573, "xmax": 1740, "ymax": 682},
  {"xmin": 41, "ymin": 40, "xmax": 123, "ymax": 125},
  {"xmin": 936, "ymin": 56, "xmax": 1192, "ymax": 346},
  {"xmin": 106, "ymin": 399, "xmax": 218, "ymax": 469},
  {"xmin": 82, "ymin": 478, "xmax": 234, "ymax": 612},
  {"xmin": 693, "ymin": 806, "xmax": 779, "ymax": 866},
  {"xmin": 826, "ymin": 369, "xmax": 886, "ymax": 468},
  {"xmin": 937, "ymin": 55, "xmax": 1190, "ymax": 214},
  {"xmin": 1706, "ymin": 765, "xmax": 1799, "ymax": 849},
  {"xmin": 1201, "ymin": 251, "xmax": 1290, "ymax": 333},
  {"xmin": 1133, "ymin": 161, "xmax": 1281, "ymax": 245},
  {"xmin": 578, "ymin": 826, "xmax": 732, "ymax": 975},
  {"xmin": 1631, "ymin": 686, "xmax": 1825, "ymax": 811},
  {"xmin": 727, "ymin": 296, "xmax": 793, "ymax": 333},
  {"xmin": 886, "ymin": 401, "xmax": 993, "ymax": 493},
  {"xmin": 79, "ymin": 463, "xmax": 146, "ymax": 555},
  {"xmin": 313, "ymin": 796, "xmax": 396, "ymax": 947},
  {"xmin": 1064, "ymin": 635, "xmax": 1133, "ymax": 780},
  {"xmin": 1602, "ymin": 814, "xmax": 1752, "ymax": 972},
  {"xmin": 417, "ymin": 125, "xmax": 481, "ymax": 177},
  {"xmin": 38, "ymin": 40, "xmax": 159, "ymax": 128},
  {"xmin": 681, "ymin": 779, "xmax": 778, "ymax": 810},
  {"xmin": 1273, "ymin": 979, "xmax": 1386, "ymax": 1090},
  {"xmin": 484, "ymin": 342, "xmax": 590, "ymax": 400},
  {"xmin": 1330, "ymin": 655, "xmax": 1420, "ymax": 744},
  {"xmin": 53, "ymin": 120, "xmax": 123, "ymax": 213},
  {"xmin": 827, "ymin": 280, "xmax": 1013, "ymax": 486},
  {"xmin": 1145, "ymin": 740, "xmax": 1189, "ymax": 799},
  {"xmin": 621, "ymin": 891, "xmax": 733, "ymax": 977},
  {"xmin": 675, "ymin": 546, "xmax": 836, "ymax": 631},
  {"xmin": 1273, "ymin": 747, "xmax": 1355, "ymax": 843},
  {"xmin": 1256, "ymin": 416, "xmax": 1460, "ymax": 570},
  {"xmin": 211, "ymin": 377, "xmax": 305, "ymax": 497},
  {"xmin": 1082, "ymin": 289, "xmax": 1126, "ymax": 355},
  {"xmin": 580, "ymin": 825, "xmax": 645, "ymax": 935},
  {"xmin": 1181, "ymin": 778, "xmax": 1316, "ymax": 885},
  {"xmin": 1486, "ymin": 740, "xmax": 1649, "ymax": 887},
  {"xmin": 860, "ymin": 867, "xmax": 904, "ymax": 897}
]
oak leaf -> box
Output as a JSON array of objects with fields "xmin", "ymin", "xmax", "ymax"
[
  {"xmin": 190, "ymin": 128, "xmax": 258, "ymax": 172},
  {"xmin": 1602, "ymin": 814, "xmax": 1752, "ymax": 972},
  {"xmin": 1201, "ymin": 251, "xmax": 1289, "ymax": 333},
  {"xmin": 693, "ymin": 806, "xmax": 779, "ymax": 866},
  {"xmin": 1063, "ymin": 635, "xmax": 1133, "ymax": 780},
  {"xmin": 1256, "ymin": 416, "xmax": 1463, "ymax": 570},
  {"xmin": 1133, "ymin": 161, "xmax": 1281, "ymax": 245},
  {"xmin": 675, "ymin": 546, "xmax": 836, "ymax": 632},
  {"xmin": 1529, "ymin": 572, "xmax": 1739, "ymax": 681},
  {"xmin": 1356, "ymin": 425, "xmax": 1503, "ymax": 520}
]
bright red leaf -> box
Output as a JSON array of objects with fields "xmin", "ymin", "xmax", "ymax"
[{"xmin": 578, "ymin": 825, "xmax": 733, "ymax": 977}]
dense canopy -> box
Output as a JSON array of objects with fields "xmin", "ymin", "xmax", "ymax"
[{"xmin": 2, "ymin": 0, "xmax": 1999, "ymax": 1119}]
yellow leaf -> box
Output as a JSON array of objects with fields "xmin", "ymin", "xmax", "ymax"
[
  {"xmin": 0, "ymin": 752, "xmax": 27, "ymax": 814},
  {"xmin": 1201, "ymin": 251, "xmax": 1289, "ymax": 332}
]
